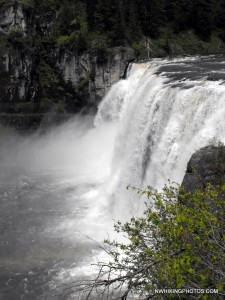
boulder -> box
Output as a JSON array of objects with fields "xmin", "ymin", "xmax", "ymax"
[{"xmin": 182, "ymin": 144, "xmax": 225, "ymax": 192}]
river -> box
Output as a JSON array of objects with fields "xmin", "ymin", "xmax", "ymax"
[{"xmin": 1, "ymin": 56, "xmax": 225, "ymax": 299}]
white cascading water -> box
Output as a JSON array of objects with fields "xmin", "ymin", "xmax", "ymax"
[
  {"xmin": 2, "ymin": 56, "xmax": 225, "ymax": 299},
  {"xmin": 94, "ymin": 59, "xmax": 225, "ymax": 218}
]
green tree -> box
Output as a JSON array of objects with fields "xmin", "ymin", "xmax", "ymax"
[
  {"xmin": 195, "ymin": 0, "xmax": 213, "ymax": 39},
  {"xmin": 80, "ymin": 184, "xmax": 225, "ymax": 299},
  {"xmin": 171, "ymin": 0, "xmax": 196, "ymax": 32},
  {"xmin": 137, "ymin": 0, "xmax": 165, "ymax": 38},
  {"xmin": 126, "ymin": 0, "xmax": 141, "ymax": 42}
]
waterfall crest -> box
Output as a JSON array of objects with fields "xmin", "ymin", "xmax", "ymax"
[
  {"xmin": 2, "ymin": 57, "xmax": 225, "ymax": 294},
  {"xmin": 94, "ymin": 57, "xmax": 225, "ymax": 215}
]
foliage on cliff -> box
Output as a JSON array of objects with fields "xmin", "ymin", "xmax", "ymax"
[
  {"xmin": 3, "ymin": 0, "xmax": 225, "ymax": 53},
  {"xmin": 1, "ymin": 0, "xmax": 225, "ymax": 128},
  {"xmin": 78, "ymin": 184, "xmax": 225, "ymax": 299},
  {"xmin": 18, "ymin": 1, "xmax": 225, "ymax": 48}
]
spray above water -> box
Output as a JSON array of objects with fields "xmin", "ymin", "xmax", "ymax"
[
  {"xmin": 2, "ymin": 57, "xmax": 225, "ymax": 221},
  {"xmin": 95, "ymin": 58, "xmax": 225, "ymax": 211},
  {"xmin": 2, "ymin": 56, "xmax": 225, "ymax": 299}
]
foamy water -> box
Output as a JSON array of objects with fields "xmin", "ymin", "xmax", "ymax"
[{"xmin": 1, "ymin": 56, "xmax": 225, "ymax": 299}]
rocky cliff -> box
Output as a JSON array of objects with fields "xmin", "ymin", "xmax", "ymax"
[
  {"xmin": 0, "ymin": 1, "xmax": 135, "ymax": 129},
  {"xmin": 182, "ymin": 144, "xmax": 225, "ymax": 192}
]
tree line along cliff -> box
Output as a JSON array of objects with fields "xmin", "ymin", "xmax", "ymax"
[{"xmin": 1, "ymin": 0, "xmax": 225, "ymax": 128}]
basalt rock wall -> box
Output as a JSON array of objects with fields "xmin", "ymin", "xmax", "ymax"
[
  {"xmin": 0, "ymin": 1, "xmax": 135, "ymax": 129},
  {"xmin": 182, "ymin": 145, "xmax": 225, "ymax": 192}
]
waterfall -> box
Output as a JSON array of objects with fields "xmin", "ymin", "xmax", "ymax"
[
  {"xmin": 2, "ymin": 56, "xmax": 225, "ymax": 297},
  {"xmin": 94, "ymin": 57, "xmax": 225, "ymax": 216}
]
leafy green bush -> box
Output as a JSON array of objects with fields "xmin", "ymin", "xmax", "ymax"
[
  {"xmin": 21, "ymin": 0, "xmax": 34, "ymax": 9},
  {"xmin": 57, "ymin": 35, "xmax": 71, "ymax": 46},
  {"xmin": 131, "ymin": 42, "xmax": 144, "ymax": 57},
  {"xmin": 88, "ymin": 32, "xmax": 109, "ymax": 63},
  {"xmin": 7, "ymin": 27, "xmax": 25, "ymax": 50},
  {"xmin": 77, "ymin": 77, "xmax": 89, "ymax": 97},
  {"xmin": 36, "ymin": 59, "xmax": 58, "ymax": 88},
  {"xmin": 83, "ymin": 184, "xmax": 225, "ymax": 299},
  {"xmin": 8, "ymin": 27, "xmax": 23, "ymax": 39}
]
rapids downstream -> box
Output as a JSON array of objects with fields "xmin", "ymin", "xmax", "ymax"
[{"xmin": 1, "ymin": 56, "xmax": 225, "ymax": 299}]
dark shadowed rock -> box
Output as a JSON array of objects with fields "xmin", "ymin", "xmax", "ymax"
[
  {"xmin": 0, "ymin": 2, "xmax": 135, "ymax": 129},
  {"xmin": 182, "ymin": 144, "xmax": 225, "ymax": 192}
]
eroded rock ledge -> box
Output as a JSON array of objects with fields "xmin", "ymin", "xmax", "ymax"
[
  {"xmin": 0, "ymin": 2, "xmax": 135, "ymax": 129},
  {"xmin": 182, "ymin": 144, "xmax": 225, "ymax": 192}
]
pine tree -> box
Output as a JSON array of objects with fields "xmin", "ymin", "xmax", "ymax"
[
  {"xmin": 195, "ymin": 0, "xmax": 213, "ymax": 39},
  {"xmin": 137, "ymin": 0, "xmax": 164, "ymax": 38},
  {"xmin": 172, "ymin": 0, "xmax": 195, "ymax": 32},
  {"xmin": 127, "ymin": 0, "xmax": 141, "ymax": 42}
]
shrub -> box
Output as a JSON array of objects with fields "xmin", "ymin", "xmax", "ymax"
[{"xmin": 80, "ymin": 184, "xmax": 225, "ymax": 299}]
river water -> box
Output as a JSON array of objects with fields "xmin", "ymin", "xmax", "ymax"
[{"xmin": 1, "ymin": 56, "xmax": 225, "ymax": 300}]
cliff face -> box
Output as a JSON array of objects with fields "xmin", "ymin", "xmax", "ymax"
[
  {"xmin": 0, "ymin": 2, "xmax": 26, "ymax": 33},
  {"xmin": 57, "ymin": 47, "xmax": 135, "ymax": 102},
  {"xmin": 182, "ymin": 145, "xmax": 225, "ymax": 192},
  {"xmin": 0, "ymin": 2, "xmax": 135, "ymax": 129}
]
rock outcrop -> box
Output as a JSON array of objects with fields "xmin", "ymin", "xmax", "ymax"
[
  {"xmin": 57, "ymin": 47, "xmax": 135, "ymax": 103},
  {"xmin": 182, "ymin": 144, "xmax": 225, "ymax": 192},
  {"xmin": 0, "ymin": 2, "xmax": 26, "ymax": 34},
  {"xmin": 0, "ymin": 2, "xmax": 135, "ymax": 129}
]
